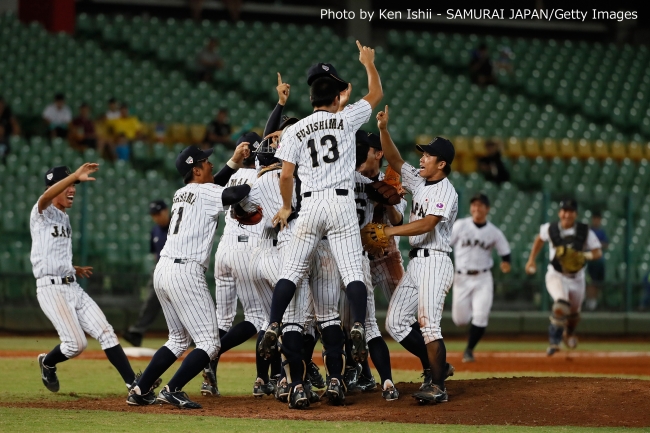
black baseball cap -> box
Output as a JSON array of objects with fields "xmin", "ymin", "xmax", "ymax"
[
  {"xmin": 175, "ymin": 146, "xmax": 213, "ymax": 176},
  {"xmin": 237, "ymin": 131, "xmax": 263, "ymax": 152},
  {"xmin": 355, "ymin": 132, "xmax": 371, "ymax": 169},
  {"xmin": 279, "ymin": 115, "xmax": 299, "ymax": 131},
  {"xmin": 470, "ymin": 193, "xmax": 490, "ymax": 206},
  {"xmin": 44, "ymin": 166, "xmax": 79, "ymax": 187},
  {"xmin": 356, "ymin": 130, "xmax": 371, "ymax": 146},
  {"xmin": 306, "ymin": 63, "xmax": 348, "ymax": 91},
  {"xmin": 367, "ymin": 132, "xmax": 381, "ymax": 150},
  {"xmin": 149, "ymin": 200, "xmax": 167, "ymax": 215},
  {"xmin": 416, "ymin": 136, "xmax": 455, "ymax": 165},
  {"xmin": 559, "ymin": 198, "xmax": 578, "ymax": 211}
]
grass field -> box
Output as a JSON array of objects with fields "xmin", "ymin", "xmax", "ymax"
[{"xmin": 1, "ymin": 336, "xmax": 648, "ymax": 432}]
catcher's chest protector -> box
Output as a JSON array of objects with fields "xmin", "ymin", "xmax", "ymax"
[{"xmin": 549, "ymin": 222, "xmax": 588, "ymax": 273}]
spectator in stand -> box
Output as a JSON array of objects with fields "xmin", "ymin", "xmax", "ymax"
[
  {"xmin": 69, "ymin": 103, "xmax": 113, "ymax": 160},
  {"xmin": 108, "ymin": 103, "xmax": 144, "ymax": 161},
  {"xmin": 0, "ymin": 96, "xmax": 21, "ymax": 161},
  {"xmin": 585, "ymin": 210, "xmax": 609, "ymax": 311},
  {"xmin": 203, "ymin": 108, "xmax": 233, "ymax": 149},
  {"xmin": 196, "ymin": 38, "xmax": 223, "ymax": 82},
  {"xmin": 469, "ymin": 43, "xmax": 496, "ymax": 86},
  {"xmin": 495, "ymin": 46, "xmax": 514, "ymax": 74},
  {"xmin": 104, "ymin": 97, "xmax": 121, "ymax": 121},
  {"xmin": 43, "ymin": 93, "xmax": 72, "ymax": 139},
  {"xmin": 477, "ymin": 139, "xmax": 510, "ymax": 185}
]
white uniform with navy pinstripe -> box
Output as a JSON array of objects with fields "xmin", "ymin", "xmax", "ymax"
[
  {"xmin": 30, "ymin": 203, "xmax": 120, "ymax": 358},
  {"xmin": 385, "ymin": 162, "xmax": 458, "ymax": 344},
  {"xmin": 215, "ymin": 168, "xmax": 269, "ymax": 333},
  {"xmin": 155, "ymin": 182, "xmax": 228, "ymax": 360},
  {"xmin": 274, "ymin": 99, "xmax": 371, "ymax": 313}
]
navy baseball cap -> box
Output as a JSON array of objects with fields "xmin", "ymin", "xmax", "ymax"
[
  {"xmin": 416, "ymin": 136, "xmax": 455, "ymax": 165},
  {"xmin": 559, "ymin": 198, "xmax": 578, "ymax": 211},
  {"xmin": 176, "ymin": 146, "xmax": 213, "ymax": 176},
  {"xmin": 279, "ymin": 116, "xmax": 299, "ymax": 131},
  {"xmin": 149, "ymin": 200, "xmax": 167, "ymax": 215},
  {"xmin": 306, "ymin": 63, "xmax": 348, "ymax": 91},
  {"xmin": 355, "ymin": 132, "xmax": 371, "ymax": 169},
  {"xmin": 44, "ymin": 166, "xmax": 79, "ymax": 186},
  {"xmin": 367, "ymin": 132, "xmax": 381, "ymax": 150},
  {"xmin": 237, "ymin": 131, "xmax": 263, "ymax": 152},
  {"xmin": 470, "ymin": 193, "xmax": 490, "ymax": 206}
]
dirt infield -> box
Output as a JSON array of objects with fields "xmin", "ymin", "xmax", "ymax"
[
  {"xmin": 2, "ymin": 377, "xmax": 648, "ymax": 427},
  {"xmin": 3, "ymin": 349, "xmax": 649, "ymax": 376}
]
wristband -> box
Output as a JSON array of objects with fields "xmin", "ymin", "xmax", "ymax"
[{"xmin": 226, "ymin": 159, "xmax": 242, "ymax": 169}]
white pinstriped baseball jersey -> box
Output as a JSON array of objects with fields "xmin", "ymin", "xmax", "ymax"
[
  {"xmin": 401, "ymin": 162, "xmax": 458, "ymax": 252},
  {"xmin": 223, "ymin": 168, "xmax": 264, "ymax": 238},
  {"xmin": 450, "ymin": 217, "xmax": 511, "ymax": 271},
  {"xmin": 30, "ymin": 203, "xmax": 75, "ymax": 279},
  {"xmin": 276, "ymin": 99, "xmax": 372, "ymax": 193},
  {"xmin": 353, "ymin": 171, "xmax": 375, "ymax": 228},
  {"xmin": 247, "ymin": 167, "xmax": 297, "ymax": 244},
  {"xmin": 160, "ymin": 182, "xmax": 226, "ymax": 269}
]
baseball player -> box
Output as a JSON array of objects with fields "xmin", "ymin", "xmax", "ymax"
[
  {"xmin": 257, "ymin": 40, "xmax": 383, "ymax": 408},
  {"xmin": 127, "ymin": 144, "xmax": 253, "ymax": 409},
  {"xmin": 376, "ymin": 105, "xmax": 458, "ymax": 404},
  {"xmin": 123, "ymin": 200, "xmax": 170, "ymax": 347},
  {"xmin": 32, "ymin": 164, "xmax": 138, "ymax": 393},
  {"xmin": 450, "ymin": 193, "xmax": 511, "ymax": 363},
  {"xmin": 525, "ymin": 199, "xmax": 602, "ymax": 356}
]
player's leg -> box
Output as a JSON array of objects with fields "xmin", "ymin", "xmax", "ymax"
[
  {"xmin": 465, "ymin": 273, "xmax": 494, "ymax": 362},
  {"xmin": 545, "ymin": 268, "xmax": 571, "ymax": 356},
  {"xmin": 415, "ymin": 254, "xmax": 454, "ymax": 403},
  {"xmin": 339, "ymin": 288, "xmax": 361, "ymax": 391},
  {"xmin": 124, "ymin": 275, "xmax": 161, "ymax": 347},
  {"xmin": 450, "ymin": 273, "xmax": 474, "ymax": 361},
  {"xmin": 564, "ymin": 274, "xmax": 586, "ymax": 349},
  {"xmin": 75, "ymin": 285, "xmax": 135, "ymax": 387},
  {"xmin": 36, "ymin": 285, "xmax": 89, "ymax": 392}
]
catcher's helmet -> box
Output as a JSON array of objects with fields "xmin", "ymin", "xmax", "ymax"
[{"xmin": 255, "ymin": 137, "xmax": 279, "ymax": 167}]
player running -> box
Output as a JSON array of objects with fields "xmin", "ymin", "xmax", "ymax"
[{"xmin": 450, "ymin": 193, "xmax": 511, "ymax": 363}]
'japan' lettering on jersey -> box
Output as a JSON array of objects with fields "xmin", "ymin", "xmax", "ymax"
[
  {"xmin": 401, "ymin": 162, "xmax": 458, "ymax": 252},
  {"xmin": 275, "ymin": 99, "xmax": 372, "ymax": 193},
  {"xmin": 223, "ymin": 168, "xmax": 264, "ymax": 238},
  {"xmin": 160, "ymin": 182, "xmax": 227, "ymax": 268},
  {"xmin": 450, "ymin": 217, "xmax": 510, "ymax": 271},
  {"xmin": 30, "ymin": 203, "xmax": 76, "ymax": 279}
]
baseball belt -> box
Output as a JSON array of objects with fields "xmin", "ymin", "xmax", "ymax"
[
  {"xmin": 36, "ymin": 275, "xmax": 76, "ymax": 287},
  {"xmin": 456, "ymin": 269, "xmax": 490, "ymax": 275}
]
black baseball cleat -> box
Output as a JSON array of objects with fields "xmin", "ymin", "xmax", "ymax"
[
  {"xmin": 381, "ymin": 380, "xmax": 399, "ymax": 401},
  {"xmin": 349, "ymin": 323, "xmax": 368, "ymax": 363},
  {"xmin": 275, "ymin": 376, "xmax": 289, "ymax": 402},
  {"xmin": 200, "ymin": 364, "xmax": 220, "ymax": 396},
  {"xmin": 288, "ymin": 385, "xmax": 310, "ymax": 409},
  {"xmin": 122, "ymin": 331, "xmax": 143, "ymax": 347},
  {"xmin": 306, "ymin": 361, "xmax": 326, "ymax": 389},
  {"xmin": 258, "ymin": 322, "xmax": 280, "ymax": 360},
  {"xmin": 253, "ymin": 377, "xmax": 276, "ymax": 397},
  {"xmin": 38, "ymin": 353, "xmax": 59, "ymax": 393},
  {"xmin": 128, "ymin": 372, "xmax": 162, "ymax": 393},
  {"xmin": 126, "ymin": 388, "xmax": 157, "ymax": 406},
  {"xmin": 419, "ymin": 368, "xmax": 432, "ymax": 391},
  {"xmin": 547, "ymin": 344, "xmax": 560, "ymax": 356},
  {"xmin": 343, "ymin": 364, "xmax": 361, "ymax": 392},
  {"xmin": 304, "ymin": 380, "xmax": 321, "ymax": 404},
  {"xmin": 157, "ymin": 386, "xmax": 202, "ymax": 409},
  {"xmin": 413, "ymin": 383, "xmax": 448, "ymax": 404},
  {"xmin": 358, "ymin": 373, "xmax": 377, "ymax": 392},
  {"xmin": 462, "ymin": 349, "xmax": 475, "ymax": 363},
  {"xmin": 325, "ymin": 378, "xmax": 345, "ymax": 406}
]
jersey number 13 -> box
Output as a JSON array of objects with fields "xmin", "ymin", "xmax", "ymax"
[{"xmin": 307, "ymin": 135, "xmax": 339, "ymax": 167}]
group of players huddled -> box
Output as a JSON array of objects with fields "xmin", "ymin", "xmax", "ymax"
[{"xmin": 32, "ymin": 40, "xmax": 603, "ymax": 410}]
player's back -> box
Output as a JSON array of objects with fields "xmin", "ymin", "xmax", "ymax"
[
  {"xmin": 160, "ymin": 182, "xmax": 225, "ymax": 269},
  {"xmin": 223, "ymin": 168, "xmax": 264, "ymax": 238},
  {"xmin": 276, "ymin": 100, "xmax": 371, "ymax": 193},
  {"xmin": 248, "ymin": 167, "xmax": 297, "ymax": 244}
]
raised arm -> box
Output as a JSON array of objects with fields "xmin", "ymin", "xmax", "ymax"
[
  {"xmin": 376, "ymin": 105, "xmax": 405, "ymax": 173},
  {"xmin": 263, "ymin": 73, "xmax": 290, "ymax": 137},
  {"xmin": 213, "ymin": 141, "xmax": 251, "ymax": 186},
  {"xmin": 38, "ymin": 163, "xmax": 98, "ymax": 213},
  {"xmin": 357, "ymin": 40, "xmax": 383, "ymax": 109}
]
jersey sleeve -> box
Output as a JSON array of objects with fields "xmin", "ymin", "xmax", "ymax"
[
  {"xmin": 400, "ymin": 162, "xmax": 425, "ymax": 193},
  {"xmin": 200, "ymin": 184, "xmax": 226, "ymax": 219},
  {"xmin": 494, "ymin": 226, "xmax": 511, "ymax": 256},
  {"xmin": 585, "ymin": 229, "xmax": 602, "ymax": 251},
  {"xmin": 538, "ymin": 223, "xmax": 551, "ymax": 242},
  {"xmin": 275, "ymin": 126, "xmax": 300, "ymax": 164},
  {"xmin": 342, "ymin": 99, "xmax": 372, "ymax": 132},
  {"xmin": 425, "ymin": 181, "xmax": 456, "ymax": 221}
]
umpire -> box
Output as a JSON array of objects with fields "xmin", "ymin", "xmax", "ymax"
[{"xmin": 123, "ymin": 200, "xmax": 169, "ymax": 347}]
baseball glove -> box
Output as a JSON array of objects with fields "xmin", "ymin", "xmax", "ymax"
[
  {"xmin": 366, "ymin": 181, "xmax": 401, "ymax": 206},
  {"xmin": 360, "ymin": 223, "xmax": 390, "ymax": 256},
  {"xmin": 230, "ymin": 203, "xmax": 263, "ymax": 226},
  {"xmin": 384, "ymin": 165, "xmax": 406, "ymax": 196},
  {"xmin": 555, "ymin": 245, "xmax": 586, "ymax": 273}
]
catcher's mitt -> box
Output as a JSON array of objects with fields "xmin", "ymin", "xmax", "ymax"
[
  {"xmin": 366, "ymin": 181, "xmax": 401, "ymax": 206},
  {"xmin": 360, "ymin": 223, "xmax": 390, "ymax": 256},
  {"xmin": 230, "ymin": 203, "xmax": 263, "ymax": 226},
  {"xmin": 384, "ymin": 165, "xmax": 406, "ymax": 196},
  {"xmin": 555, "ymin": 245, "xmax": 585, "ymax": 273}
]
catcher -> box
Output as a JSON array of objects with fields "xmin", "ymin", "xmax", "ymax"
[{"xmin": 525, "ymin": 199, "xmax": 602, "ymax": 356}]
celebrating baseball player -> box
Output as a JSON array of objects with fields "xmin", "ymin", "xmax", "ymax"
[
  {"xmin": 450, "ymin": 193, "xmax": 511, "ymax": 363},
  {"xmin": 32, "ymin": 164, "xmax": 138, "ymax": 393},
  {"xmin": 127, "ymin": 143, "xmax": 254, "ymax": 409},
  {"xmin": 257, "ymin": 40, "xmax": 383, "ymax": 408},
  {"xmin": 374, "ymin": 105, "xmax": 458, "ymax": 404},
  {"xmin": 525, "ymin": 199, "xmax": 602, "ymax": 356}
]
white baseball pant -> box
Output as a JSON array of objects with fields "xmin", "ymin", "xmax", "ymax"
[
  {"xmin": 545, "ymin": 266, "xmax": 586, "ymax": 314},
  {"xmin": 339, "ymin": 253, "xmax": 381, "ymax": 341},
  {"xmin": 451, "ymin": 271, "xmax": 494, "ymax": 328}
]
